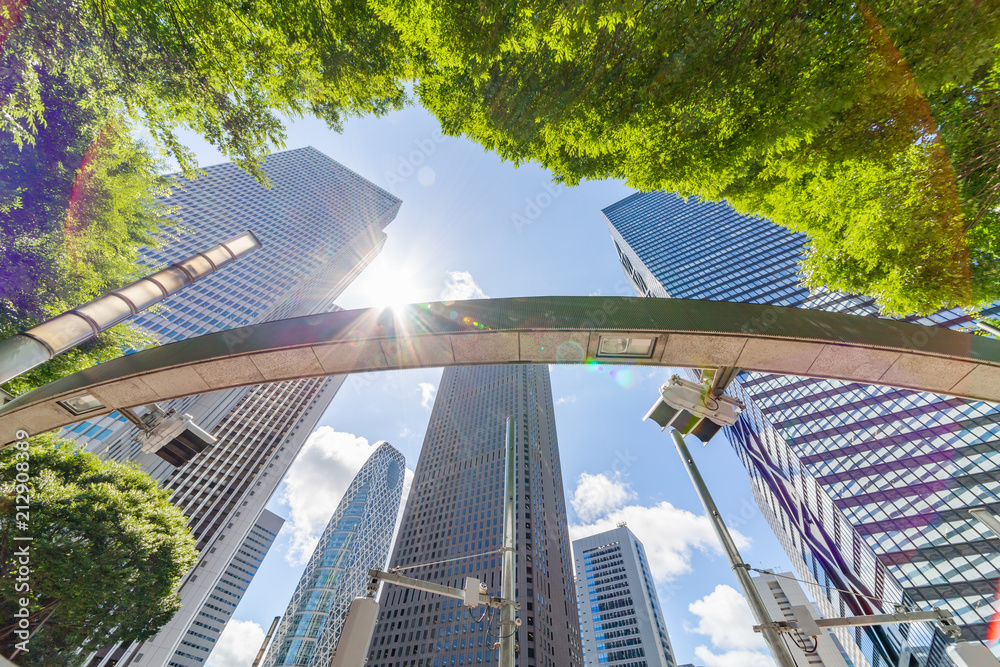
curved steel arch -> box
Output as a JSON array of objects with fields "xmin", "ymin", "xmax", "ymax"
[{"xmin": 2, "ymin": 296, "xmax": 999, "ymax": 444}]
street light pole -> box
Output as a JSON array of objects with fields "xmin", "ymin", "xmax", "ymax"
[
  {"xmin": 0, "ymin": 231, "xmax": 261, "ymax": 386},
  {"xmin": 976, "ymin": 320, "xmax": 1000, "ymax": 338},
  {"xmin": 250, "ymin": 616, "xmax": 279, "ymax": 667},
  {"xmin": 331, "ymin": 420, "xmax": 521, "ymax": 667},
  {"xmin": 499, "ymin": 417, "xmax": 518, "ymax": 667},
  {"xmin": 670, "ymin": 429, "xmax": 798, "ymax": 667}
]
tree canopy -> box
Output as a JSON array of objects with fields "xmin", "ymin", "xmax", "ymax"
[
  {"xmin": 1, "ymin": 0, "xmax": 411, "ymax": 181},
  {"xmin": 388, "ymin": 0, "xmax": 1000, "ymax": 315},
  {"xmin": 0, "ymin": 434, "xmax": 198, "ymax": 665},
  {"xmin": 0, "ymin": 68, "xmax": 168, "ymax": 396},
  {"xmin": 5, "ymin": 0, "xmax": 1000, "ymax": 319}
]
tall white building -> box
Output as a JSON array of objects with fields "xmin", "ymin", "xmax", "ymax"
[
  {"xmin": 74, "ymin": 147, "xmax": 401, "ymax": 667},
  {"xmin": 752, "ymin": 571, "xmax": 850, "ymax": 667},
  {"xmin": 574, "ymin": 524, "xmax": 676, "ymax": 667},
  {"xmin": 173, "ymin": 509, "xmax": 285, "ymax": 667}
]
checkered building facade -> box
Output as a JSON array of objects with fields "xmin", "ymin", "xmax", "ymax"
[
  {"xmin": 603, "ymin": 190, "xmax": 1000, "ymax": 667},
  {"xmin": 175, "ymin": 510, "xmax": 285, "ymax": 666},
  {"xmin": 574, "ymin": 525, "xmax": 676, "ymax": 667}
]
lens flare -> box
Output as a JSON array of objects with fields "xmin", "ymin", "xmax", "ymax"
[
  {"xmin": 988, "ymin": 579, "xmax": 1000, "ymax": 645},
  {"xmin": 610, "ymin": 367, "xmax": 636, "ymax": 388},
  {"xmin": 556, "ymin": 341, "xmax": 585, "ymax": 363},
  {"xmin": 583, "ymin": 359, "xmax": 639, "ymax": 388},
  {"xmin": 64, "ymin": 130, "xmax": 106, "ymax": 263}
]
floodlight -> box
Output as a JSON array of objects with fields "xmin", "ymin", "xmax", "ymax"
[
  {"xmin": 597, "ymin": 336, "xmax": 655, "ymax": 358},
  {"xmin": 140, "ymin": 412, "xmax": 217, "ymax": 466},
  {"xmin": 643, "ymin": 374, "xmax": 742, "ymax": 442}
]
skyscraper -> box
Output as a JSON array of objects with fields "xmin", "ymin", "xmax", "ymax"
[
  {"xmin": 573, "ymin": 524, "xmax": 676, "ymax": 667},
  {"xmin": 173, "ymin": 510, "xmax": 285, "ymax": 667},
  {"xmin": 603, "ymin": 191, "xmax": 1000, "ymax": 666},
  {"xmin": 265, "ymin": 442, "xmax": 406, "ymax": 667},
  {"xmin": 366, "ymin": 364, "xmax": 583, "ymax": 667},
  {"xmin": 76, "ymin": 147, "xmax": 401, "ymax": 667}
]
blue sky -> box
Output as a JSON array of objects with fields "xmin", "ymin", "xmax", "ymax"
[{"xmin": 172, "ymin": 103, "xmax": 797, "ymax": 667}]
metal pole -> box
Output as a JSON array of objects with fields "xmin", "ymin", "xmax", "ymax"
[
  {"xmin": 670, "ymin": 429, "xmax": 798, "ymax": 667},
  {"xmin": 250, "ymin": 616, "xmax": 280, "ymax": 667},
  {"xmin": 499, "ymin": 417, "xmax": 517, "ymax": 667},
  {"xmin": 0, "ymin": 231, "xmax": 261, "ymax": 386},
  {"xmin": 976, "ymin": 321, "xmax": 1000, "ymax": 338},
  {"xmin": 969, "ymin": 508, "xmax": 1000, "ymax": 540}
]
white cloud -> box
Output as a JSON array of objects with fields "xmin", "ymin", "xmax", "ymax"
[
  {"xmin": 556, "ymin": 395, "xmax": 576, "ymax": 404},
  {"xmin": 206, "ymin": 620, "xmax": 264, "ymax": 667},
  {"xmin": 687, "ymin": 586, "xmax": 774, "ymax": 667},
  {"xmin": 441, "ymin": 271, "xmax": 488, "ymax": 300},
  {"xmin": 569, "ymin": 502, "xmax": 751, "ymax": 582},
  {"xmin": 570, "ymin": 472, "xmax": 635, "ymax": 521},
  {"xmin": 418, "ymin": 382, "xmax": 437, "ymax": 409},
  {"xmin": 694, "ymin": 646, "xmax": 774, "ymax": 667},
  {"xmin": 688, "ymin": 585, "xmax": 766, "ymax": 650},
  {"xmin": 278, "ymin": 427, "xmax": 413, "ymax": 566}
]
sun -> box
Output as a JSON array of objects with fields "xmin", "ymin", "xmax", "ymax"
[{"xmin": 338, "ymin": 253, "xmax": 436, "ymax": 309}]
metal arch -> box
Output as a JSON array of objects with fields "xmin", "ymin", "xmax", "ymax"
[{"xmin": 2, "ymin": 296, "xmax": 999, "ymax": 445}]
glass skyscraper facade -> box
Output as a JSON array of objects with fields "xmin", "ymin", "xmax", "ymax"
[
  {"xmin": 265, "ymin": 442, "xmax": 406, "ymax": 667},
  {"xmin": 75, "ymin": 146, "xmax": 401, "ymax": 667},
  {"xmin": 574, "ymin": 524, "xmax": 676, "ymax": 667},
  {"xmin": 366, "ymin": 364, "xmax": 583, "ymax": 667},
  {"xmin": 603, "ymin": 191, "xmax": 1000, "ymax": 667}
]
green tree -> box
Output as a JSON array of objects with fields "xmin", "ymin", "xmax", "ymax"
[
  {"xmin": 7, "ymin": 0, "xmax": 1000, "ymax": 316},
  {"xmin": 0, "ymin": 68, "xmax": 169, "ymax": 397},
  {"xmin": 0, "ymin": 434, "xmax": 198, "ymax": 665},
  {"xmin": 1, "ymin": 0, "xmax": 411, "ymax": 182},
  {"xmin": 387, "ymin": 0, "xmax": 1000, "ymax": 315}
]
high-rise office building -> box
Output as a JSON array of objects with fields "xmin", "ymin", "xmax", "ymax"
[
  {"xmin": 265, "ymin": 442, "xmax": 406, "ymax": 667},
  {"xmin": 603, "ymin": 191, "xmax": 1000, "ymax": 666},
  {"xmin": 366, "ymin": 365, "xmax": 583, "ymax": 667},
  {"xmin": 77, "ymin": 147, "xmax": 401, "ymax": 667},
  {"xmin": 573, "ymin": 524, "xmax": 676, "ymax": 667},
  {"xmin": 173, "ymin": 509, "xmax": 285, "ymax": 667}
]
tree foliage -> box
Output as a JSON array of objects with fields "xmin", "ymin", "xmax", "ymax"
[
  {"xmin": 0, "ymin": 434, "xmax": 198, "ymax": 665},
  {"xmin": 0, "ymin": 68, "xmax": 168, "ymax": 396},
  {"xmin": 6, "ymin": 0, "xmax": 1000, "ymax": 318},
  {"xmin": 383, "ymin": 0, "xmax": 1000, "ymax": 315},
  {"xmin": 1, "ymin": 0, "xmax": 410, "ymax": 181}
]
